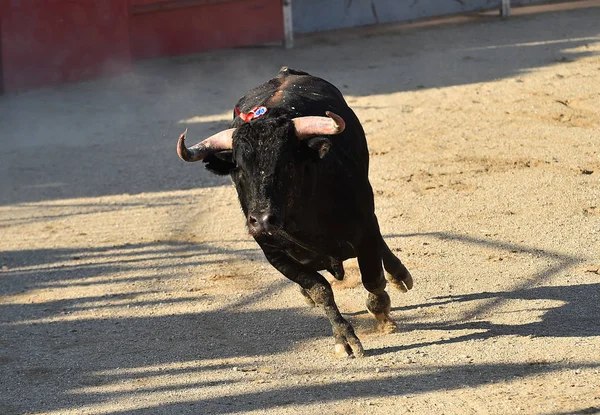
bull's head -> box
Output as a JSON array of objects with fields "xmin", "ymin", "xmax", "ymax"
[{"xmin": 177, "ymin": 112, "xmax": 345, "ymax": 237}]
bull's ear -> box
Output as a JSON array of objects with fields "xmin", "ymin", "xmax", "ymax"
[
  {"xmin": 203, "ymin": 150, "xmax": 235, "ymax": 175},
  {"xmin": 306, "ymin": 137, "xmax": 331, "ymax": 159}
]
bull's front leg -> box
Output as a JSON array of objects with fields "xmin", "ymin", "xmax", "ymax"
[{"xmin": 262, "ymin": 249, "xmax": 364, "ymax": 358}]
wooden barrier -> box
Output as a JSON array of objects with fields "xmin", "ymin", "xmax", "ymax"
[
  {"xmin": 129, "ymin": 0, "xmax": 284, "ymax": 60},
  {"xmin": 0, "ymin": 0, "xmax": 284, "ymax": 92},
  {"xmin": 0, "ymin": 0, "xmax": 132, "ymax": 92}
]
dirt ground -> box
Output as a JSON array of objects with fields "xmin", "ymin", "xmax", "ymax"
[{"xmin": 1, "ymin": 3, "xmax": 600, "ymax": 415}]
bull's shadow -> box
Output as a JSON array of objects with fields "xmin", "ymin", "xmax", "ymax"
[
  {"xmin": 390, "ymin": 282, "xmax": 600, "ymax": 349},
  {"xmin": 368, "ymin": 281, "xmax": 600, "ymax": 355},
  {"xmin": 366, "ymin": 231, "xmax": 596, "ymax": 355}
]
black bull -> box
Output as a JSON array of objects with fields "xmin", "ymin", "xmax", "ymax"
[{"xmin": 177, "ymin": 67, "xmax": 413, "ymax": 357}]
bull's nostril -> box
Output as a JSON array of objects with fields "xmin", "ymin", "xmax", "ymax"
[
  {"xmin": 266, "ymin": 214, "xmax": 278, "ymax": 225},
  {"xmin": 248, "ymin": 215, "xmax": 259, "ymax": 227}
]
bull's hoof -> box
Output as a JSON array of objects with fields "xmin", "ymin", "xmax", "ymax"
[
  {"xmin": 368, "ymin": 307, "xmax": 398, "ymax": 334},
  {"xmin": 366, "ymin": 291, "xmax": 396, "ymax": 333},
  {"xmin": 387, "ymin": 264, "xmax": 413, "ymax": 293},
  {"xmin": 376, "ymin": 317, "xmax": 398, "ymax": 334},
  {"xmin": 334, "ymin": 334, "xmax": 365, "ymax": 358},
  {"xmin": 334, "ymin": 343, "xmax": 351, "ymax": 358}
]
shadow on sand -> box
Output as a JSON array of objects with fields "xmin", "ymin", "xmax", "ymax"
[{"xmin": 1, "ymin": 231, "xmax": 597, "ymax": 413}]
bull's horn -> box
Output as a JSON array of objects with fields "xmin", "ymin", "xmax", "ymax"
[
  {"xmin": 293, "ymin": 111, "xmax": 345, "ymax": 140},
  {"xmin": 177, "ymin": 127, "xmax": 235, "ymax": 162}
]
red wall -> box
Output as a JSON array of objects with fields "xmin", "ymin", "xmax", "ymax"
[
  {"xmin": 0, "ymin": 0, "xmax": 284, "ymax": 92},
  {"xmin": 0, "ymin": 0, "xmax": 132, "ymax": 92},
  {"xmin": 129, "ymin": 0, "xmax": 284, "ymax": 59}
]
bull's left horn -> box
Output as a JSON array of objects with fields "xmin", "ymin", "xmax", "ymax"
[
  {"xmin": 293, "ymin": 111, "xmax": 346, "ymax": 140},
  {"xmin": 177, "ymin": 128, "xmax": 235, "ymax": 162}
]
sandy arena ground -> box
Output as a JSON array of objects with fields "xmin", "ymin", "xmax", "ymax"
[{"xmin": 1, "ymin": 3, "xmax": 600, "ymax": 414}]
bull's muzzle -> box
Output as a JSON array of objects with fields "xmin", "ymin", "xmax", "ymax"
[{"xmin": 247, "ymin": 211, "xmax": 279, "ymax": 236}]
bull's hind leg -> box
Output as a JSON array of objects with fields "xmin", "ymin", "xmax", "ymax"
[
  {"xmin": 357, "ymin": 237, "xmax": 397, "ymax": 334},
  {"xmin": 381, "ymin": 238, "xmax": 413, "ymax": 293}
]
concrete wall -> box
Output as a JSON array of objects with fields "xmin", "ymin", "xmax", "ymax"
[{"xmin": 292, "ymin": 0, "xmax": 545, "ymax": 34}]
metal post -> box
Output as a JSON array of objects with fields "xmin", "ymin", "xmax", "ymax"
[
  {"xmin": 501, "ymin": 0, "xmax": 511, "ymax": 17},
  {"xmin": 282, "ymin": 0, "xmax": 294, "ymax": 48}
]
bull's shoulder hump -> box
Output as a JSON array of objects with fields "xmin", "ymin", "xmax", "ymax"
[
  {"xmin": 234, "ymin": 69, "xmax": 349, "ymax": 118},
  {"xmin": 276, "ymin": 68, "xmax": 341, "ymax": 95}
]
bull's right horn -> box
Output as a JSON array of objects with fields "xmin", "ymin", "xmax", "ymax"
[
  {"xmin": 293, "ymin": 111, "xmax": 346, "ymax": 140},
  {"xmin": 177, "ymin": 128, "xmax": 235, "ymax": 162}
]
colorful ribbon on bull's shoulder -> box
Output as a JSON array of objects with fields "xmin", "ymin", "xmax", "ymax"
[{"xmin": 235, "ymin": 106, "xmax": 268, "ymax": 122}]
